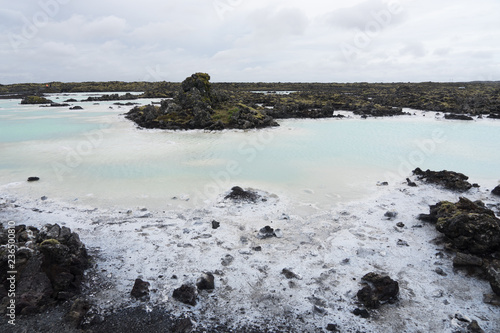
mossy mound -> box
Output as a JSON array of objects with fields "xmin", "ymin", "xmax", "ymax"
[{"xmin": 21, "ymin": 95, "xmax": 53, "ymax": 104}]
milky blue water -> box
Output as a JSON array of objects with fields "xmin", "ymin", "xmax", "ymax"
[{"xmin": 1, "ymin": 93, "xmax": 499, "ymax": 210}]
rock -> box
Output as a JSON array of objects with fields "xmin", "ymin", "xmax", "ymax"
[
  {"xmin": 444, "ymin": 113, "xmax": 474, "ymax": 120},
  {"xmin": 453, "ymin": 253, "xmax": 483, "ymax": 267},
  {"xmin": 423, "ymin": 197, "xmax": 500, "ymax": 255},
  {"xmin": 356, "ymin": 273, "xmax": 399, "ymax": 309},
  {"xmin": 69, "ymin": 106, "xmax": 83, "ymax": 110},
  {"xmin": 224, "ymin": 186, "xmax": 260, "ymax": 202},
  {"xmin": 326, "ymin": 323, "xmax": 339, "ymax": 332},
  {"xmin": 485, "ymin": 260, "xmax": 500, "ymax": 296},
  {"xmin": 377, "ymin": 181, "xmax": 389, "ymax": 186},
  {"xmin": 257, "ymin": 226, "xmax": 280, "ymax": 239},
  {"xmin": 434, "ymin": 268, "xmax": 447, "ymax": 276},
  {"xmin": 281, "ymin": 268, "xmax": 302, "ymax": 280},
  {"xmin": 27, "ymin": 177, "xmax": 40, "ymax": 182},
  {"xmin": 21, "ymin": 96, "xmax": 53, "ymax": 104},
  {"xmin": 406, "ymin": 178, "xmax": 417, "ymax": 187},
  {"xmin": 66, "ymin": 298, "xmax": 91, "ymax": 327},
  {"xmin": 196, "ymin": 272, "xmax": 215, "ymax": 291},
  {"xmin": 0, "ymin": 224, "xmax": 89, "ymax": 314},
  {"xmin": 41, "ymin": 196, "xmax": 48, "ymax": 201},
  {"xmin": 131, "ymin": 278, "xmax": 150, "ymax": 300},
  {"xmin": 396, "ymin": 222, "xmax": 405, "ymax": 228},
  {"xmin": 173, "ymin": 317, "xmax": 194, "ymax": 333},
  {"xmin": 352, "ymin": 308, "xmax": 370, "ymax": 318},
  {"xmin": 384, "ymin": 210, "xmax": 398, "ymax": 220},
  {"xmin": 467, "ymin": 320, "xmax": 485, "ymax": 333},
  {"xmin": 492, "ymin": 185, "xmax": 500, "ymax": 196},
  {"xmin": 221, "ymin": 254, "xmax": 234, "ymax": 266},
  {"xmin": 397, "ymin": 239, "xmax": 409, "ymax": 247},
  {"xmin": 211, "ymin": 220, "xmax": 220, "ymax": 229},
  {"xmin": 412, "ymin": 168, "xmax": 473, "ymax": 192},
  {"xmin": 172, "ymin": 284, "xmax": 197, "ymax": 306}
]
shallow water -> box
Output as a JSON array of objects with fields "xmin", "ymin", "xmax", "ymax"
[{"xmin": 1, "ymin": 94, "xmax": 499, "ymax": 211}]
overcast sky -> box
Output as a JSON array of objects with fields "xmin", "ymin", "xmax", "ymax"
[{"xmin": 1, "ymin": 0, "xmax": 499, "ymax": 83}]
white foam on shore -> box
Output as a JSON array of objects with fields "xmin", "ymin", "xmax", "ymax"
[{"xmin": 1, "ymin": 179, "xmax": 499, "ymax": 332}]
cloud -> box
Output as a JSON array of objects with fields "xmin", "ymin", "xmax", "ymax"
[{"xmin": 324, "ymin": 0, "xmax": 406, "ymax": 30}]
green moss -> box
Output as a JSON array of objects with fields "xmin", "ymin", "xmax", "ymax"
[
  {"xmin": 40, "ymin": 239, "xmax": 60, "ymax": 246},
  {"xmin": 156, "ymin": 112, "xmax": 193, "ymax": 124}
]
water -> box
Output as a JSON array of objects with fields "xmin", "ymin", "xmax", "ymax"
[{"xmin": 1, "ymin": 94, "xmax": 500, "ymax": 211}]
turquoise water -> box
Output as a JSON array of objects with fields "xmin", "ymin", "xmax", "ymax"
[{"xmin": 1, "ymin": 95, "xmax": 499, "ymax": 210}]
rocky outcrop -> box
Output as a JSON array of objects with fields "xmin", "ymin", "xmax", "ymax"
[
  {"xmin": 20, "ymin": 96, "xmax": 52, "ymax": 104},
  {"xmin": 412, "ymin": 168, "xmax": 475, "ymax": 192},
  {"xmin": 0, "ymin": 223, "xmax": 89, "ymax": 315},
  {"xmin": 125, "ymin": 73, "xmax": 278, "ymax": 131},
  {"xmin": 419, "ymin": 197, "xmax": 500, "ymax": 255}
]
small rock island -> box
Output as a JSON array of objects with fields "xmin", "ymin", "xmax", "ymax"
[{"xmin": 125, "ymin": 73, "xmax": 278, "ymax": 130}]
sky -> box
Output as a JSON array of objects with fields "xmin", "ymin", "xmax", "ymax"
[{"xmin": 0, "ymin": 0, "xmax": 499, "ymax": 83}]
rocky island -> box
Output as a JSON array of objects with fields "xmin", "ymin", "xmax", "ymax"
[{"xmin": 125, "ymin": 73, "xmax": 279, "ymax": 130}]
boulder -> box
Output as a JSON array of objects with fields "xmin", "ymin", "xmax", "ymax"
[
  {"xmin": 423, "ymin": 197, "xmax": 500, "ymax": 255},
  {"xmin": 27, "ymin": 177, "xmax": 40, "ymax": 182},
  {"xmin": 196, "ymin": 273, "xmax": 215, "ymax": 291},
  {"xmin": 172, "ymin": 284, "xmax": 197, "ymax": 306},
  {"xmin": 131, "ymin": 278, "xmax": 150, "ymax": 300},
  {"xmin": 356, "ymin": 273, "xmax": 399, "ymax": 309},
  {"xmin": 412, "ymin": 168, "xmax": 473, "ymax": 192},
  {"xmin": 492, "ymin": 185, "xmax": 500, "ymax": 196}
]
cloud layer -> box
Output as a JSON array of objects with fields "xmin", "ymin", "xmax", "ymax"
[{"xmin": 1, "ymin": 0, "xmax": 499, "ymax": 83}]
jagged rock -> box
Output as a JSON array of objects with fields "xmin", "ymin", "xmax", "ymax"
[
  {"xmin": 422, "ymin": 197, "xmax": 500, "ymax": 255},
  {"xmin": 211, "ymin": 220, "xmax": 220, "ymax": 229},
  {"xmin": 492, "ymin": 185, "xmax": 500, "ymax": 196},
  {"xmin": 356, "ymin": 273, "xmax": 399, "ymax": 309},
  {"xmin": 69, "ymin": 106, "xmax": 83, "ymax": 110},
  {"xmin": 412, "ymin": 168, "xmax": 473, "ymax": 192},
  {"xmin": 224, "ymin": 186, "xmax": 260, "ymax": 202},
  {"xmin": 131, "ymin": 278, "xmax": 150, "ymax": 300},
  {"xmin": 196, "ymin": 272, "xmax": 215, "ymax": 291},
  {"xmin": 0, "ymin": 224, "xmax": 89, "ymax": 314},
  {"xmin": 172, "ymin": 284, "xmax": 197, "ymax": 306}
]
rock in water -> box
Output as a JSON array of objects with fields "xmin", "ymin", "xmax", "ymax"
[
  {"xmin": 172, "ymin": 284, "xmax": 197, "ymax": 306},
  {"xmin": 356, "ymin": 273, "xmax": 399, "ymax": 309},
  {"xmin": 27, "ymin": 177, "xmax": 40, "ymax": 182},
  {"xmin": 131, "ymin": 278, "xmax": 150, "ymax": 300}
]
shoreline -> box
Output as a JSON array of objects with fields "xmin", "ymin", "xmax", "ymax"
[{"xmin": 1, "ymin": 175, "xmax": 499, "ymax": 332}]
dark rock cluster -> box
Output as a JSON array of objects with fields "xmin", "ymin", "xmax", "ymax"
[
  {"xmin": 356, "ymin": 273, "xmax": 399, "ymax": 309},
  {"xmin": 0, "ymin": 223, "xmax": 89, "ymax": 315},
  {"xmin": 412, "ymin": 168, "xmax": 476, "ymax": 192},
  {"xmin": 419, "ymin": 197, "xmax": 500, "ymax": 296},
  {"xmin": 224, "ymin": 186, "xmax": 260, "ymax": 202}
]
